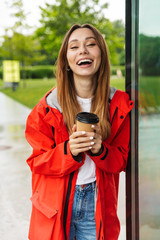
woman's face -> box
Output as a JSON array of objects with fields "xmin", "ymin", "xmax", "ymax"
[{"xmin": 67, "ymin": 28, "xmax": 101, "ymax": 80}]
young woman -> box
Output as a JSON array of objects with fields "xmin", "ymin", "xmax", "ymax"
[{"xmin": 25, "ymin": 24, "xmax": 134, "ymax": 240}]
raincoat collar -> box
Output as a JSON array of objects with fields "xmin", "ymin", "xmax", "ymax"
[{"xmin": 38, "ymin": 87, "xmax": 134, "ymax": 137}]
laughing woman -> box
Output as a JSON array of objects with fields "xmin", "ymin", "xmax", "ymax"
[{"xmin": 25, "ymin": 24, "xmax": 134, "ymax": 240}]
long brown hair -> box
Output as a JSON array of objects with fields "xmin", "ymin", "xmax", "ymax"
[{"xmin": 56, "ymin": 24, "xmax": 111, "ymax": 140}]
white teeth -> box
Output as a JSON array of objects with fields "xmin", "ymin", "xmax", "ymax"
[{"xmin": 77, "ymin": 59, "xmax": 93, "ymax": 65}]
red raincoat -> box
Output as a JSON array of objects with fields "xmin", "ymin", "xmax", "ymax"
[{"xmin": 25, "ymin": 87, "xmax": 134, "ymax": 240}]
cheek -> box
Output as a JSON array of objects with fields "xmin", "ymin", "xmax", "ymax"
[
  {"xmin": 96, "ymin": 52, "xmax": 101, "ymax": 68},
  {"xmin": 94, "ymin": 48, "xmax": 101, "ymax": 62},
  {"xmin": 67, "ymin": 52, "xmax": 75, "ymax": 65}
]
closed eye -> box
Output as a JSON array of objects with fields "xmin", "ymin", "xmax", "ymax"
[
  {"xmin": 87, "ymin": 43, "xmax": 96, "ymax": 47},
  {"xmin": 71, "ymin": 46, "xmax": 78, "ymax": 49}
]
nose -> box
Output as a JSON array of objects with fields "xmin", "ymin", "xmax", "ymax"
[{"xmin": 79, "ymin": 44, "xmax": 89, "ymax": 54}]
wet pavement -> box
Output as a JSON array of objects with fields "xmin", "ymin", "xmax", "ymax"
[
  {"xmin": 139, "ymin": 114, "xmax": 160, "ymax": 239},
  {"xmin": 0, "ymin": 92, "xmax": 126, "ymax": 240},
  {"xmin": 0, "ymin": 92, "xmax": 32, "ymax": 240}
]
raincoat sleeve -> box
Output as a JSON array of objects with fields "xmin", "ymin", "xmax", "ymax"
[
  {"xmin": 87, "ymin": 114, "xmax": 130, "ymax": 174},
  {"xmin": 25, "ymin": 105, "xmax": 84, "ymax": 177}
]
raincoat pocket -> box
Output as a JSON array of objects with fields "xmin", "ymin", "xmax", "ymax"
[{"xmin": 30, "ymin": 192, "xmax": 58, "ymax": 219}]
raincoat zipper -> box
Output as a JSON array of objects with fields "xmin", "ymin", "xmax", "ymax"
[
  {"xmin": 63, "ymin": 172, "xmax": 74, "ymax": 240},
  {"xmin": 110, "ymin": 107, "xmax": 118, "ymax": 125},
  {"xmin": 98, "ymin": 220, "xmax": 102, "ymax": 240}
]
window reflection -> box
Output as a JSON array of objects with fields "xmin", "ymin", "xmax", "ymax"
[{"xmin": 139, "ymin": 0, "xmax": 160, "ymax": 239}]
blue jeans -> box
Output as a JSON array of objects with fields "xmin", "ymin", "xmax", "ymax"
[{"xmin": 69, "ymin": 181, "xmax": 97, "ymax": 240}]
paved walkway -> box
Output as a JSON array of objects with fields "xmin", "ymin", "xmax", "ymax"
[
  {"xmin": 0, "ymin": 92, "xmax": 32, "ymax": 240},
  {"xmin": 0, "ymin": 92, "xmax": 126, "ymax": 240}
]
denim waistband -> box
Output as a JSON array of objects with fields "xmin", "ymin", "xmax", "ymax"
[{"xmin": 75, "ymin": 181, "xmax": 96, "ymax": 192}]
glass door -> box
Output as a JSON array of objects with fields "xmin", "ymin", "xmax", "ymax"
[{"xmin": 139, "ymin": 0, "xmax": 160, "ymax": 239}]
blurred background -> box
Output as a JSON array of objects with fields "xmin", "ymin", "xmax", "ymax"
[
  {"xmin": 0, "ymin": 1, "xmax": 126, "ymax": 239},
  {"xmin": 0, "ymin": 0, "xmax": 126, "ymax": 101},
  {"xmin": 0, "ymin": 0, "xmax": 160, "ymax": 240}
]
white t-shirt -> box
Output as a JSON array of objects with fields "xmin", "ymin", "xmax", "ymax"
[{"xmin": 76, "ymin": 96, "xmax": 96, "ymax": 185}]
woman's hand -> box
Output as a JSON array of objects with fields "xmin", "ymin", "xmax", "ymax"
[
  {"xmin": 69, "ymin": 124, "xmax": 102, "ymax": 156},
  {"xmin": 90, "ymin": 125, "xmax": 103, "ymax": 155}
]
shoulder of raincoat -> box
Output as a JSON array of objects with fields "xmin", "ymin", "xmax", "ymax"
[{"xmin": 25, "ymin": 86, "xmax": 134, "ymax": 240}]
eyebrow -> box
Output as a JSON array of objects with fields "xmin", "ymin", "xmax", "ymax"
[{"xmin": 69, "ymin": 37, "xmax": 96, "ymax": 43}]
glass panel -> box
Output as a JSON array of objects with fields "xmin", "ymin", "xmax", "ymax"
[
  {"xmin": 104, "ymin": 1, "xmax": 126, "ymax": 239},
  {"xmin": 139, "ymin": 0, "xmax": 160, "ymax": 239}
]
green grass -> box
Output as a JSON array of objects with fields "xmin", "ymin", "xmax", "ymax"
[
  {"xmin": 1, "ymin": 76, "xmax": 159, "ymax": 115},
  {"xmin": 110, "ymin": 77, "xmax": 125, "ymax": 91},
  {"xmin": 139, "ymin": 76, "xmax": 160, "ymax": 107},
  {"xmin": 1, "ymin": 76, "xmax": 160, "ymax": 113},
  {"xmin": 0, "ymin": 77, "xmax": 125, "ymax": 109},
  {"xmin": 0, "ymin": 79, "xmax": 56, "ymax": 109}
]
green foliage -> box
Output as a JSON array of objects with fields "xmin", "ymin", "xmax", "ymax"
[
  {"xmin": 101, "ymin": 20, "xmax": 125, "ymax": 65},
  {"xmin": 139, "ymin": 76, "xmax": 160, "ymax": 114},
  {"xmin": 0, "ymin": 0, "xmax": 47, "ymax": 67},
  {"xmin": 139, "ymin": 34, "xmax": 160, "ymax": 76},
  {"xmin": 36, "ymin": 0, "xmax": 125, "ymax": 65},
  {"xmin": 0, "ymin": 64, "xmax": 125, "ymax": 80},
  {"xmin": 24, "ymin": 65, "xmax": 125, "ymax": 79},
  {"xmin": 0, "ymin": 33, "xmax": 44, "ymax": 65},
  {"xmin": 0, "ymin": 0, "xmax": 125, "ymax": 66},
  {"xmin": 8, "ymin": 0, "xmax": 30, "ymax": 32},
  {"xmin": 0, "ymin": 67, "xmax": 2, "ymax": 79},
  {"xmin": 20, "ymin": 65, "xmax": 56, "ymax": 79},
  {"xmin": 0, "ymin": 65, "xmax": 56, "ymax": 80},
  {"xmin": 111, "ymin": 65, "xmax": 125, "ymax": 76}
]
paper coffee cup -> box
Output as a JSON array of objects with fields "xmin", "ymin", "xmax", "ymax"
[{"xmin": 76, "ymin": 112, "xmax": 99, "ymax": 132}]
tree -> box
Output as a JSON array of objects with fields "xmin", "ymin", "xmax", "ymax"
[
  {"xmin": 1, "ymin": 0, "xmax": 30, "ymax": 76},
  {"xmin": 0, "ymin": 1, "xmax": 46, "ymax": 69},
  {"xmin": 0, "ymin": 32, "xmax": 45, "ymax": 64},
  {"xmin": 139, "ymin": 34, "xmax": 160, "ymax": 76},
  {"xmin": 36, "ymin": 0, "xmax": 125, "ymax": 65}
]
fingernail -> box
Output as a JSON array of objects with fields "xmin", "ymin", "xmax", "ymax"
[
  {"xmin": 91, "ymin": 125, "xmax": 95, "ymax": 128},
  {"xmin": 89, "ymin": 146, "xmax": 92, "ymax": 149},
  {"xmin": 81, "ymin": 131, "xmax": 86, "ymax": 134},
  {"xmin": 91, "ymin": 142, "xmax": 94, "ymax": 145},
  {"xmin": 90, "ymin": 136, "xmax": 94, "ymax": 140}
]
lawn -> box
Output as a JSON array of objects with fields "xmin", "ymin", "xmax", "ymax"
[
  {"xmin": 139, "ymin": 76, "xmax": 160, "ymax": 108},
  {"xmin": 0, "ymin": 79, "xmax": 56, "ymax": 109},
  {"xmin": 1, "ymin": 76, "xmax": 159, "ymax": 112},
  {"xmin": 0, "ymin": 77, "xmax": 125, "ymax": 109}
]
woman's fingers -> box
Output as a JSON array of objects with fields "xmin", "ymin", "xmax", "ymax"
[
  {"xmin": 69, "ymin": 141, "xmax": 94, "ymax": 156},
  {"xmin": 90, "ymin": 125, "xmax": 102, "ymax": 154},
  {"xmin": 91, "ymin": 124, "xmax": 101, "ymax": 134},
  {"xmin": 69, "ymin": 130, "xmax": 95, "ymax": 156},
  {"xmin": 69, "ymin": 130, "xmax": 86, "ymax": 140},
  {"xmin": 69, "ymin": 124, "xmax": 103, "ymax": 156},
  {"xmin": 72, "ymin": 124, "xmax": 77, "ymax": 132}
]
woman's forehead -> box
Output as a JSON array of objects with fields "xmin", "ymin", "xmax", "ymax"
[{"xmin": 68, "ymin": 28, "xmax": 96, "ymax": 43}]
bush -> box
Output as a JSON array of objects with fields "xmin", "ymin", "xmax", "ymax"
[
  {"xmin": 0, "ymin": 65, "xmax": 126, "ymax": 80},
  {"xmin": 139, "ymin": 34, "xmax": 160, "ymax": 76},
  {"xmin": 111, "ymin": 65, "xmax": 125, "ymax": 76},
  {"xmin": 20, "ymin": 65, "xmax": 56, "ymax": 79},
  {"xmin": 0, "ymin": 65, "xmax": 56, "ymax": 80},
  {"xmin": 141, "ymin": 66, "xmax": 160, "ymax": 76}
]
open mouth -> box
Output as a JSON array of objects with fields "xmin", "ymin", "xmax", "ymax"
[{"xmin": 77, "ymin": 58, "xmax": 93, "ymax": 66}]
